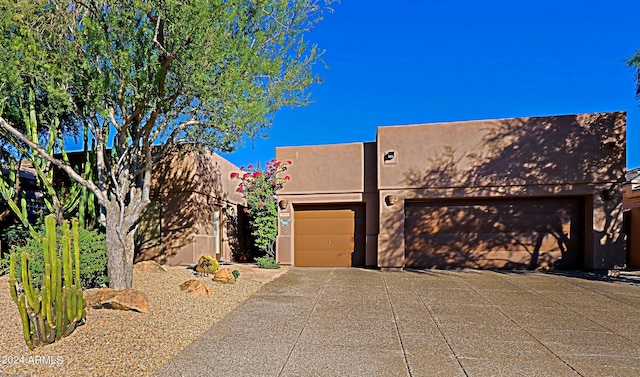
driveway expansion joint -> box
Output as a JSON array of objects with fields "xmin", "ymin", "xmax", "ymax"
[
  {"xmin": 408, "ymin": 274, "xmax": 470, "ymax": 376},
  {"xmin": 276, "ymin": 269, "xmax": 334, "ymax": 377},
  {"xmin": 452, "ymin": 272, "xmax": 585, "ymax": 376},
  {"xmin": 382, "ymin": 273, "xmax": 414, "ymax": 377}
]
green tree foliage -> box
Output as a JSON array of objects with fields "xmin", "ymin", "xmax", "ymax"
[
  {"xmin": 0, "ymin": 0, "xmax": 333, "ymax": 290},
  {"xmin": 629, "ymin": 51, "xmax": 640, "ymax": 99},
  {"xmin": 0, "ymin": 0, "xmax": 97, "ymax": 229},
  {"xmin": 231, "ymin": 159, "xmax": 291, "ymax": 256}
]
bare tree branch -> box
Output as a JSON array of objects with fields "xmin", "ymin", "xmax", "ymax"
[{"xmin": 0, "ymin": 116, "xmax": 108, "ymax": 204}]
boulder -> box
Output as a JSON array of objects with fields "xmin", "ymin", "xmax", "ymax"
[
  {"xmin": 179, "ymin": 279, "xmax": 213, "ymax": 297},
  {"xmin": 84, "ymin": 288, "xmax": 150, "ymax": 313},
  {"xmin": 213, "ymin": 268, "xmax": 236, "ymax": 284},
  {"xmin": 134, "ymin": 260, "xmax": 167, "ymax": 272},
  {"xmin": 195, "ymin": 254, "xmax": 219, "ymax": 276}
]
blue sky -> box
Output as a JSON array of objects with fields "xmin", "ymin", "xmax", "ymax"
[{"xmin": 221, "ymin": 0, "xmax": 640, "ymax": 170}]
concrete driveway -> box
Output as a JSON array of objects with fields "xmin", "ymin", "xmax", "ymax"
[{"xmin": 154, "ymin": 268, "xmax": 640, "ymax": 377}]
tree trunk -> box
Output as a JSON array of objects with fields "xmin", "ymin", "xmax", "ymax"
[{"xmin": 104, "ymin": 200, "xmax": 137, "ymax": 290}]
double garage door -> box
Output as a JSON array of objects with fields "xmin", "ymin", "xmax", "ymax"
[
  {"xmin": 293, "ymin": 204, "xmax": 366, "ymax": 267},
  {"xmin": 404, "ymin": 197, "xmax": 585, "ymax": 270}
]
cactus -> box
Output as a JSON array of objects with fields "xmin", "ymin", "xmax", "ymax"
[
  {"xmin": 0, "ymin": 160, "xmax": 38, "ymax": 239},
  {"xmin": 8, "ymin": 214, "xmax": 86, "ymax": 350}
]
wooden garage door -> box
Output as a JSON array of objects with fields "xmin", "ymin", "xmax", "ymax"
[
  {"xmin": 404, "ymin": 197, "xmax": 584, "ymax": 270},
  {"xmin": 294, "ymin": 204, "xmax": 365, "ymax": 267}
]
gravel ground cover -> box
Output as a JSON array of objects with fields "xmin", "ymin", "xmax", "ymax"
[{"xmin": 0, "ymin": 266, "xmax": 262, "ymax": 377}]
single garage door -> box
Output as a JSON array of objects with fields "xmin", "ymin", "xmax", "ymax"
[
  {"xmin": 294, "ymin": 204, "xmax": 365, "ymax": 267},
  {"xmin": 404, "ymin": 197, "xmax": 584, "ymax": 269}
]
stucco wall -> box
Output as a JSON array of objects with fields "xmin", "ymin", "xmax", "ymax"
[
  {"xmin": 623, "ymin": 184, "xmax": 640, "ymax": 269},
  {"xmin": 275, "ymin": 143, "xmax": 379, "ymax": 266},
  {"xmin": 151, "ymin": 148, "xmax": 245, "ymax": 204},
  {"xmin": 137, "ymin": 147, "xmax": 245, "ymax": 265},
  {"xmin": 377, "ymin": 113, "xmax": 625, "ymax": 190},
  {"xmin": 277, "ymin": 143, "xmax": 367, "ymax": 194},
  {"xmin": 377, "ymin": 112, "xmax": 627, "ymax": 270}
]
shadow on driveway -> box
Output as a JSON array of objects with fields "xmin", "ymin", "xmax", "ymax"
[{"xmin": 155, "ymin": 268, "xmax": 640, "ymax": 377}]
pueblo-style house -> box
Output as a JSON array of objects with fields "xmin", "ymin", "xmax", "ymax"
[{"xmin": 89, "ymin": 111, "xmax": 634, "ymax": 272}]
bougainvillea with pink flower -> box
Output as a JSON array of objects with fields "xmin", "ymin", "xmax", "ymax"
[{"xmin": 230, "ymin": 159, "xmax": 292, "ymax": 256}]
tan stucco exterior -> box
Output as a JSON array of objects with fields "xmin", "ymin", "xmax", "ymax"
[
  {"xmin": 277, "ymin": 112, "xmax": 627, "ymax": 271},
  {"xmin": 136, "ymin": 147, "xmax": 246, "ymax": 265},
  {"xmin": 623, "ymin": 182, "xmax": 640, "ymax": 269},
  {"xmin": 276, "ymin": 142, "xmax": 379, "ymax": 266}
]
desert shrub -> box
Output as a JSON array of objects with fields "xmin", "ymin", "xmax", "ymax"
[
  {"xmin": 0, "ymin": 226, "xmax": 108, "ymax": 288},
  {"xmin": 254, "ymin": 254, "xmax": 280, "ymax": 269},
  {"xmin": 1, "ymin": 222, "xmax": 33, "ymax": 250}
]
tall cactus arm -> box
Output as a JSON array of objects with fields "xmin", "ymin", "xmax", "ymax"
[
  {"xmin": 43, "ymin": 263, "xmax": 53, "ymax": 328},
  {"xmin": 76, "ymin": 288, "xmax": 85, "ymax": 323},
  {"xmin": 72, "ymin": 218, "xmax": 81, "ymax": 287},
  {"xmin": 0, "ymin": 160, "xmax": 37, "ymax": 237},
  {"xmin": 54, "ymin": 263, "xmax": 64, "ymax": 341},
  {"xmin": 17, "ymin": 296, "xmax": 34, "ymax": 350},
  {"xmin": 20, "ymin": 197, "xmax": 28, "ymax": 226},
  {"xmin": 66, "ymin": 286, "xmax": 74, "ymax": 322},
  {"xmin": 46, "ymin": 215, "xmax": 57, "ymax": 292},
  {"xmin": 25, "ymin": 86, "xmax": 38, "ymax": 144},
  {"xmin": 9, "ymin": 253, "xmax": 19, "ymax": 304},
  {"xmin": 62, "ymin": 234, "xmax": 72, "ymax": 288},
  {"xmin": 21, "ymin": 252, "xmax": 40, "ymax": 314}
]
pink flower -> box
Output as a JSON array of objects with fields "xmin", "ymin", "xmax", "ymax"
[
  {"xmin": 243, "ymin": 208, "xmax": 248, "ymax": 213},
  {"xmin": 252, "ymin": 171, "xmax": 262, "ymax": 178},
  {"xmin": 284, "ymin": 175, "xmax": 291, "ymax": 181},
  {"xmin": 258, "ymin": 203, "xmax": 265, "ymax": 208},
  {"xmin": 243, "ymin": 173, "xmax": 250, "ymax": 179},
  {"xmin": 248, "ymin": 164, "xmax": 254, "ymax": 169},
  {"xmin": 230, "ymin": 172, "xmax": 239, "ymax": 179},
  {"xmin": 274, "ymin": 161, "xmax": 282, "ymax": 167},
  {"xmin": 236, "ymin": 187, "xmax": 243, "ymax": 193}
]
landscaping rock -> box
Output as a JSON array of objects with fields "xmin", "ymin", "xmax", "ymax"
[
  {"xmin": 179, "ymin": 279, "xmax": 213, "ymax": 297},
  {"xmin": 84, "ymin": 288, "xmax": 150, "ymax": 313},
  {"xmin": 195, "ymin": 254, "xmax": 219, "ymax": 276},
  {"xmin": 213, "ymin": 268, "xmax": 236, "ymax": 284},
  {"xmin": 134, "ymin": 260, "xmax": 167, "ymax": 272}
]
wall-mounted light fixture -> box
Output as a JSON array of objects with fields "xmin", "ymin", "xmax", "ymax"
[
  {"xmin": 278, "ymin": 199, "xmax": 289, "ymax": 210},
  {"xmin": 383, "ymin": 150, "xmax": 397, "ymax": 165},
  {"xmin": 384, "ymin": 195, "xmax": 397, "ymax": 206}
]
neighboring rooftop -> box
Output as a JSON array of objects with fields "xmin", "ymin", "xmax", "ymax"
[{"xmin": 627, "ymin": 167, "xmax": 640, "ymax": 190}]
